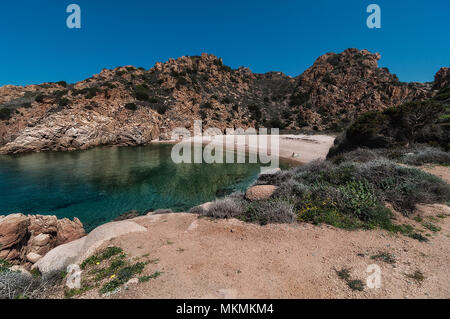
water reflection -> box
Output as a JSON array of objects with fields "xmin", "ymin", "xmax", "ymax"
[{"xmin": 0, "ymin": 144, "xmax": 286, "ymax": 231}]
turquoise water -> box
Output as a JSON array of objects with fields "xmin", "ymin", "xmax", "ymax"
[{"xmin": 0, "ymin": 144, "xmax": 287, "ymax": 231}]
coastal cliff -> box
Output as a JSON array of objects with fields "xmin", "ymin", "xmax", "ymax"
[{"xmin": 0, "ymin": 49, "xmax": 442, "ymax": 154}]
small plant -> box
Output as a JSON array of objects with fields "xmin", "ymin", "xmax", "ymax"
[
  {"xmin": 124, "ymin": 103, "xmax": 137, "ymax": 111},
  {"xmin": 423, "ymin": 222, "xmax": 441, "ymax": 233},
  {"xmin": 0, "ymin": 108, "xmax": 13, "ymax": 121},
  {"xmin": 138, "ymin": 271, "xmax": 163, "ymax": 283},
  {"xmin": 99, "ymin": 262, "xmax": 146, "ymax": 294},
  {"xmin": 371, "ymin": 251, "xmax": 396, "ymax": 265},
  {"xmin": 413, "ymin": 216, "xmax": 423, "ymax": 222},
  {"xmin": 201, "ymin": 102, "xmax": 213, "ymax": 109},
  {"xmin": 409, "ymin": 232, "xmax": 429, "ymax": 242},
  {"xmin": 335, "ymin": 268, "xmax": 351, "ymax": 281},
  {"xmin": 81, "ymin": 246, "xmax": 123, "ymax": 269},
  {"xmin": 347, "ymin": 279, "xmax": 365, "ymax": 291},
  {"xmin": 335, "ymin": 267, "xmax": 365, "ymax": 292},
  {"xmin": 406, "ymin": 270, "xmax": 425, "ymax": 283},
  {"xmin": 30, "ymin": 268, "xmax": 42, "ymax": 278},
  {"xmin": 0, "ymin": 259, "xmax": 11, "ymax": 272}
]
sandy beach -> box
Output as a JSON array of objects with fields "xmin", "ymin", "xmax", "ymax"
[{"xmin": 178, "ymin": 134, "xmax": 336, "ymax": 165}]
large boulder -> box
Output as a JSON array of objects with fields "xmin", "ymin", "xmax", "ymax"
[
  {"xmin": 0, "ymin": 214, "xmax": 30, "ymax": 252},
  {"xmin": 34, "ymin": 220, "xmax": 147, "ymax": 273},
  {"xmin": 245, "ymin": 185, "xmax": 278, "ymax": 201},
  {"xmin": 0, "ymin": 214, "xmax": 85, "ymax": 264},
  {"xmin": 56, "ymin": 217, "xmax": 85, "ymax": 245}
]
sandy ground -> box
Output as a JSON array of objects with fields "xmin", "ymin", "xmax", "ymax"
[
  {"xmin": 182, "ymin": 134, "xmax": 336, "ymax": 164},
  {"xmin": 64, "ymin": 199, "xmax": 450, "ymax": 299},
  {"xmin": 420, "ymin": 165, "xmax": 450, "ymax": 183}
]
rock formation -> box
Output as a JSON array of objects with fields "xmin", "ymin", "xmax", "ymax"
[
  {"xmin": 0, "ymin": 214, "xmax": 85, "ymax": 266},
  {"xmin": 0, "ymin": 49, "xmax": 443, "ymax": 154}
]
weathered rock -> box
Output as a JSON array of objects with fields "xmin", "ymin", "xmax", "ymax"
[
  {"xmin": 0, "ymin": 214, "xmax": 85, "ymax": 264},
  {"xmin": 245, "ymin": 185, "xmax": 278, "ymax": 201},
  {"xmin": 56, "ymin": 217, "xmax": 85, "ymax": 246},
  {"xmin": 260, "ymin": 167, "xmax": 281, "ymax": 175},
  {"xmin": 0, "ymin": 214, "xmax": 30, "ymax": 250},
  {"xmin": 9, "ymin": 265, "xmax": 32, "ymax": 277},
  {"xmin": 26, "ymin": 252, "xmax": 42, "ymax": 263},
  {"xmin": 34, "ymin": 220, "xmax": 147, "ymax": 273},
  {"xmin": 433, "ymin": 67, "xmax": 450, "ymax": 90},
  {"xmin": 28, "ymin": 215, "xmax": 57, "ymax": 236},
  {"xmin": 30, "ymin": 233, "xmax": 51, "ymax": 247},
  {"xmin": 0, "ymin": 49, "xmax": 439, "ymax": 154},
  {"xmin": 113, "ymin": 210, "xmax": 141, "ymax": 222}
]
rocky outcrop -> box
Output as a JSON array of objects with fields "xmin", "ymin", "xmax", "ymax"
[
  {"xmin": 33, "ymin": 219, "xmax": 147, "ymax": 273},
  {"xmin": 0, "ymin": 214, "xmax": 85, "ymax": 265},
  {"xmin": 433, "ymin": 67, "xmax": 450, "ymax": 90},
  {"xmin": 291, "ymin": 48, "xmax": 433, "ymax": 130},
  {"xmin": 0, "ymin": 49, "xmax": 444, "ymax": 154},
  {"xmin": 245, "ymin": 185, "xmax": 278, "ymax": 201}
]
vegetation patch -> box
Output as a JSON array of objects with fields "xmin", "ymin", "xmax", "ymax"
[
  {"xmin": 64, "ymin": 246, "xmax": 161, "ymax": 298},
  {"xmin": 138, "ymin": 271, "xmax": 163, "ymax": 283},
  {"xmin": 197, "ymin": 156, "xmax": 450, "ymax": 241},
  {"xmin": 423, "ymin": 222, "xmax": 441, "ymax": 233},
  {"xmin": 406, "ymin": 270, "xmax": 425, "ymax": 283},
  {"xmin": 0, "ymin": 259, "xmax": 11, "ymax": 273},
  {"xmin": 335, "ymin": 267, "xmax": 365, "ymax": 292},
  {"xmin": 328, "ymin": 87, "xmax": 449, "ymax": 157},
  {"xmin": 370, "ymin": 251, "xmax": 396, "ymax": 265}
]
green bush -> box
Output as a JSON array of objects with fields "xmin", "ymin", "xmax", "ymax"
[
  {"xmin": 201, "ymin": 102, "xmax": 213, "ymax": 109},
  {"xmin": 0, "ymin": 108, "xmax": 13, "ymax": 121},
  {"xmin": 202, "ymin": 158, "xmax": 450, "ymax": 232},
  {"xmin": 329, "ymin": 92, "xmax": 448, "ymax": 157},
  {"xmin": 124, "ymin": 103, "xmax": 137, "ymax": 111},
  {"xmin": 133, "ymin": 85, "xmax": 149, "ymax": 101}
]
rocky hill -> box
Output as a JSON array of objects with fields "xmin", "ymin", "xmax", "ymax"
[{"xmin": 0, "ymin": 49, "xmax": 442, "ymax": 154}]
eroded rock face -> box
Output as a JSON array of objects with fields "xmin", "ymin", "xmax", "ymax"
[
  {"xmin": 291, "ymin": 48, "xmax": 433, "ymax": 130},
  {"xmin": 0, "ymin": 214, "xmax": 30, "ymax": 260},
  {"xmin": 433, "ymin": 67, "xmax": 450, "ymax": 90},
  {"xmin": 0, "ymin": 49, "xmax": 441, "ymax": 154},
  {"xmin": 0, "ymin": 214, "xmax": 85, "ymax": 265}
]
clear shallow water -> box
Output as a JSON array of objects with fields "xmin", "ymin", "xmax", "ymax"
[{"xmin": 0, "ymin": 144, "xmax": 288, "ymax": 231}]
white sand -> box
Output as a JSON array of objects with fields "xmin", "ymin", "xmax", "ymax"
[{"xmin": 181, "ymin": 134, "xmax": 335, "ymax": 165}]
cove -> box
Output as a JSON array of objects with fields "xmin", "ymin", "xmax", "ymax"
[{"xmin": 0, "ymin": 144, "xmax": 290, "ymax": 231}]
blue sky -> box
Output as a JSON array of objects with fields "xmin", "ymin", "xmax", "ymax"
[{"xmin": 0, "ymin": 0, "xmax": 449, "ymax": 86}]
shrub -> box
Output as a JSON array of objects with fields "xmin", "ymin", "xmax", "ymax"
[
  {"xmin": 328, "ymin": 94, "xmax": 448, "ymax": 157},
  {"xmin": 202, "ymin": 195, "xmax": 245, "ymax": 219},
  {"xmin": 201, "ymin": 102, "xmax": 213, "ymax": 109},
  {"xmin": 199, "ymin": 110, "xmax": 207, "ymax": 120},
  {"xmin": 124, "ymin": 103, "xmax": 137, "ymax": 111},
  {"xmin": 289, "ymin": 92, "xmax": 309, "ymax": 106},
  {"xmin": 176, "ymin": 77, "xmax": 188, "ymax": 86},
  {"xmin": 151, "ymin": 103, "xmax": 168, "ymax": 115},
  {"xmin": 0, "ymin": 108, "xmax": 13, "ymax": 121},
  {"xmin": 222, "ymin": 97, "xmax": 232, "ymax": 104},
  {"xmin": 243, "ymin": 197, "xmax": 296, "ymax": 225},
  {"xmin": 248, "ymin": 104, "xmax": 262, "ymax": 121},
  {"xmin": 401, "ymin": 147, "xmax": 450, "ymax": 165},
  {"xmin": 56, "ymin": 81, "xmax": 67, "ymax": 87},
  {"xmin": 133, "ymin": 85, "xmax": 149, "ymax": 101},
  {"xmin": 85, "ymin": 87, "xmax": 98, "ymax": 99},
  {"xmin": 0, "ymin": 270, "xmax": 64, "ymax": 299},
  {"xmin": 35, "ymin": 94, "xmax": 47, "ymax": 103}
]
